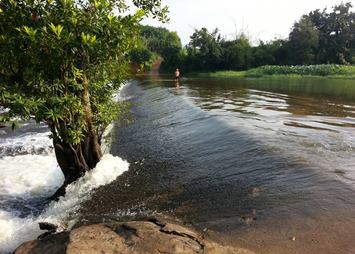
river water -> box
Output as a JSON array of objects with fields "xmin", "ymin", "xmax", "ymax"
[
  {"xmin": 1, "ymin": 76, "xmax": 355, "ymax": 253},
  {"xmin": 80, "ymin": 76, "xmax": 355, "ymax": 254}
]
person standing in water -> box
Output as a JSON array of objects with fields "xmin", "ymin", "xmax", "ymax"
[{"xmin": 174, "ymin": 68, "xmax": 180, "ymax": 81}]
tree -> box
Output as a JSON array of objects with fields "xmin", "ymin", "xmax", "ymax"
[
  {"xmin": 288, "ymin": 15, "xmax": 319, "ymax": 65},
  {"xmin": 0, "ymin": 0, "xmax": 167, "ymax": 198},
  {"xmin": 309, "ymin": 2, "xmax": 355, "ymax": 64},
  {"xmin": 139, "ymin": 25, "xmax": 182, "ymax": 72},
  {"xmin": 186, "ymin": 28, "xmax": 222, "ymax": 71},
  {"xmin": 220, "ymin": 34, "xmax": 253, "ymax": 70},
  {"xmin": 129, "ymin": 44, "xmax": 155, "ymax": 73},
  {"xmin": 252, "ymin": 40, "xmax": 284, "ymax": 67}
]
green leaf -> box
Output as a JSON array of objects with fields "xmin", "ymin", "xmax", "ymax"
[
  {"xmin": 81, "ymin": 32, "xmax": 89, "ymax": 43},
  {"xmin": 135, "ymin": 9, "xmax": 146, "ymax": 20},
  {"xmin": 61, "ymin": 0, "xmax": 72, "ymax": 6},
  {"xmin": 11, "ymin": 121, "xmax": 19, "ymax": 130},
  {"xmin": 81, "ymin": 32, "xmax": 96, "ymax": 44},
  {"xmin": 45, "ymin": 109, "xmax": 63, "ymax": 123},
  {"xmin": 0, "ymin": 115, "xmax": 10, "ymax": 123},
  {"xmin": 73, "ymin": 67, "xmax": 84, "ymax": 78},
  {"xmin": 107, "ymin": 15, "xmax": 114, "ymax": 23},
  {"xmin": 90, "ymin": 35, "xmax": 96, "ymax": 43},
  {"xmin": 9, "ymin": 0, "xmax": 17, "ymax": 6},
  {"xmin": 49, "ymin": 23, "xmax": 64, "ymax": 39}
]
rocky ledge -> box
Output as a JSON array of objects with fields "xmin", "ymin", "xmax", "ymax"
[{"xmin": 14, "ymin": 219, "xmax": 254, "ymax": 254}]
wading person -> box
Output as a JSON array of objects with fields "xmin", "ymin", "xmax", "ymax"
[{"xmin": 174, "ymin": 68, "xmax": 180, "ymax": 81}]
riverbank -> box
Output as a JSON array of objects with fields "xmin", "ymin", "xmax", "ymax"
[
  {"xmin": 14, "ymin": 217, "xmax": 255, "ymax": 254},
  {"xmin": 198, "ymin": 64, "xmax": 355, "ymax": 80}
]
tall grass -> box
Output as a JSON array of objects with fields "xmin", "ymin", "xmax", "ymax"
[
  {"xmin": 245, "ymin": 65, "xmax": 355, "ymax": 77},
  {"xmin": 206, "ymin": 65, "xmax": 355, "ymax": 79}
]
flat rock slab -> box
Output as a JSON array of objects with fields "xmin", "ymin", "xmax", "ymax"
[{"xmin": 15, "ymin": 220, "xmax": 255, "ymax": 254}]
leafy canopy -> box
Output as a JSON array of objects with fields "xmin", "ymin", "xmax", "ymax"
[
  {"xmin": 140, "ymin": 25, "xmax": 182, "ymax": 72},
  {"xmin": 0, "ymin": 0, "xmax": 167, "ymax": 144}
]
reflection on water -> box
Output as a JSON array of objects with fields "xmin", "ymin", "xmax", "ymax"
[
  {"xmin": 81, "ymin": 77, "xmax": 355, "ymax": 254},
  {"xmin": 179, "ymin": 78, "xmax": 355, "ymax": 186}
]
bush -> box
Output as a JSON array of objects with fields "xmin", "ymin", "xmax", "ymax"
[{"xmin": 245, "ymin": 65, "xmax": 355, "ymax": 77}]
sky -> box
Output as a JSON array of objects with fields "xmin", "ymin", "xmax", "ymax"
[{"xmin": 142, "ymin": 0, "xmax": 355, "ymax": 45}]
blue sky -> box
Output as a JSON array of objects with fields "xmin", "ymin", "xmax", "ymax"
[{"xmin": 143, "ymin": 0, "xmax": 354, "ymax": 45}]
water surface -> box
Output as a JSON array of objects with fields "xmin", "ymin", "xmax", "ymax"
[{"xmin": 81, "ymin": 77, "xmax": 355, "ymax": 254}]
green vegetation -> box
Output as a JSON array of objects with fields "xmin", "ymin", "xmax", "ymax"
[
  {"xmin": 129, "ymin": 25, "xmax": 182, "ymax": 73},
  {"xmin": 129, "ymin": 2, "xmax": 354, "ymax": 76},
  {"xmin": 129, "ymin": 45, "xmax": 159, "ymax": 73},
  {"xmin": 140, "ymin": 25, "xmax": 182, "ymax": 72},
  {"xmin": 246, "ymin": 65, "xmax": 355, "ymax": 77},
  {"xmin": 0, "ymin": 0, "xmax": 167, "ymax": 197},
  {"xmin": 177, "ymin": 2, "xmax": 355, "ymax": 73},
  {"xmin": 205, "ymin": 65, "xmax": 355, "ymax": 79}
]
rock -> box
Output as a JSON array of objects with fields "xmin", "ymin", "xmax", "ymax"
[
  {"xmin": 15, "ymin": 232, "xmax": 70, "ymax": 254},
  {"xmin": 39, "ymin": 222, "xmax": 58, "ymax": 232},
  {"xmin": 37, "ymin": 222, "xmax": 66, "ymax": 239},
  {"xmin": 14, "ymin": 220, "xmax": 255, "ymax": 254},
  {"xmin": 37, "ymin": 222, "xmax": 58, "ymax": 240}
]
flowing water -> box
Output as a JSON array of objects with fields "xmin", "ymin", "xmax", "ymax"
[
  {"xmin": 80, "ymin": 77, "xmax": 355, "ymax": 254},
  {"xmin": 0, "ymin": 119, "xmax": 129, "ymax": 252},
  {"xmin": 1, "ymin": 77, "xmax": 355, "ymax": 253}
]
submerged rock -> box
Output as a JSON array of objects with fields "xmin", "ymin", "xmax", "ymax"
[{"xmin": 14, "ymin": 219, "xmax": 254, "ymax": 254}]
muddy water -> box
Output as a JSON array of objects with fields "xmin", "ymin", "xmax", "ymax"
[{"xmin": 81, "ymin": 77, "xmax": 355, "ymax": 254}]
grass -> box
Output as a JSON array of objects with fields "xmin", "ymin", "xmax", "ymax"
[{"xmin": 204, "ymin": 65, "xmax": 355, "ymax": 79}]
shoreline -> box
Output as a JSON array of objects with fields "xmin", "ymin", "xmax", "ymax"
[
  {"xmin": 203, "ymin": 72, "xmax": 355, "ymax": 80},
  {"xmin": 13, "ymin": 195, "xmax": 355, "ymax": 254},
  {"xmin": 14, "ymin": 216, "xmax": 255, "ymax": 254},
  {"xmin": 188, "ymin": 65, "xmax": 355, "ymax": 80}
]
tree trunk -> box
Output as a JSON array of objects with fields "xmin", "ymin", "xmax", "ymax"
[
  {"xmin": 50, "ymin": 75, "xmax": 103, "ymax": 200},
  {"xmin": 50, "ymin": 136, "xmax": 102, "ymax": 200}
]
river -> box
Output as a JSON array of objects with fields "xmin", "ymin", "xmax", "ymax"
[
  {"xmin": 1, "ymin": 76, "xmax": 355, "ymax": 253},
  {"xmin": 81, "ymin": 76, "xmax": 355, "ymax": 254}
]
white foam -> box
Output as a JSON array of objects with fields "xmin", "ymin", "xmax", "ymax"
[
  {"xmin": 0, "ymin": 154, "xmax": 63, "ymax": 198},
  {"xmin": 0, "ymin": 211, "xmax": 42, "ymax": 253},
  {"xmin": 0, "ymin": 154, "xmax": 129, "ymax": 253},
  {"xmin": 0, "ymin": 107, "xmax": 10, "ymax": 114},
  {"xmin": 41, "ymin": 154, "xmax": 129, "ymax": 225},
  {"xmin": 113, "ymin": 81, "xmax": 129, "ymax": 102},
  {"xmin": 0, "ymin": 130, "xmax": 53, "ymax": 157}
]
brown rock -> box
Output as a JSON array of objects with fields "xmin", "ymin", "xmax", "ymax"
[
  {"xmin": 14, "ymin": 220, "xmax": 255, "ymax": 254},
  {"xmin": 15, "ymin": 231, "xmax": 70, "ymax": 254}
]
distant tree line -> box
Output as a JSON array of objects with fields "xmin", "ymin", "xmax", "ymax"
[
  {"xmin": 132, "ymin": 2, "xmax": 355, "ymax": 73},
  {"xmin": 129, "ymin": 25, "xmax": 182, "ymax": 72}
]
